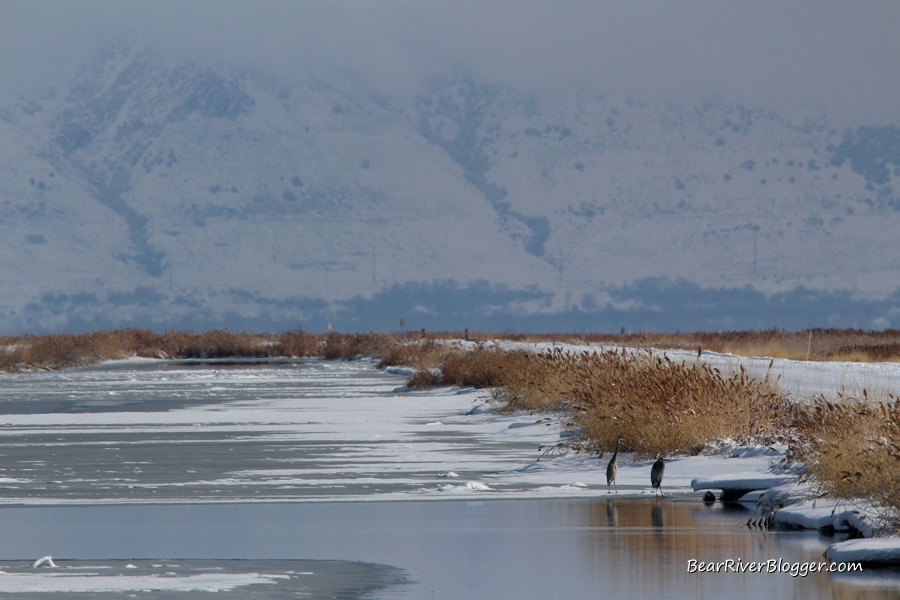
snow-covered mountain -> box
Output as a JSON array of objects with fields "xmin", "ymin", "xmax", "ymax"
[{"xmin": 2, "ymin": 41, "xmax": 898, "ymax": 333}]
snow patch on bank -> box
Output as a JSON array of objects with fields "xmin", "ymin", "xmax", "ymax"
[
  {"xmin": 774, "ymin": 499, "xmax": 877, "ymax": 537},
  {"xmin": 827, "ymin": 538, "xmax": 900, "ymax": 564}
]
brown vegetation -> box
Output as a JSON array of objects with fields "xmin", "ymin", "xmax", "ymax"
[
  {"xmin": 495, "ymin": 347, "xmax": 792, "ymax": 457},
  {"xmin": 0, "ymin": 329, "xmax": 435, "ymax": 372},
  {"xmin": 276, "ymin": 329, "xmax": 320, "ymax": 357},
  {"xmin": 4, "ymin": 327, "xmax": 899, "ymax": 372},
  {"xmin": 407, "ymin": 345, "xmax": 533, "ymax": 389},
  {"xmin": 791, "ymin": 393, "xmax": 900, "ymax": 532},
  {"xmin": 476, "ymin": 328, "xmax": 900, "ymax": 363},
  {"xmin": 1, "ymin": 329, "xmax": 288, "ymax": 371}
]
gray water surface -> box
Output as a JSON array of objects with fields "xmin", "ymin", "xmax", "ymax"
[{"xmin": 0, "ymin": 499, "xmax": 896, "ymax": 600}]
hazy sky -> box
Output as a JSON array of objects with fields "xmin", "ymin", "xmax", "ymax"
[{"xmin": 3, "ymin": 1, "xmax": 900, "ymax": 121}]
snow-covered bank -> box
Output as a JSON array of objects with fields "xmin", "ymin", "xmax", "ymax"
[
  {"xmin": 691, "ymin": 472, "xmax": 796, "ymax": 501},
  {"xmin": 827, "ymin": 539, "xmax": 900, "ymax": 565},
  {"xmin": 488, "ymin": 338, "xmax": 900, "ymax": 403},
  {"xmin": 773, "ymin": 498, "xmax": 876, "ymax": 537}
]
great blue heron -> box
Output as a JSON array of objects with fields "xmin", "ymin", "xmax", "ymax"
[
  {"xmin": 651, "ymin": 455, "xmax": 665, "ymax": 497},
  {"xmin": 606, "ymin": 436, "xmax": 625, "ymax": 493}
]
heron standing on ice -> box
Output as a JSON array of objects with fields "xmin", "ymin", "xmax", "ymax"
[
  {"xmin": 651, "ymin": 455, "xmax": 665, "ymax": 497},
  {"xmin": 606, "ymin": 436, "xmax": 625, "ymax": 493}
]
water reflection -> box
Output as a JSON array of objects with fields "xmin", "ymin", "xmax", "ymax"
[
  {"xmin": 651, "ymin": 500, "xmax": 664, "ymax": 530},
  {"xmin": 0, "ymin": 499, "xmax": 898, "ymax": 599},
  {"xmin": 606, "ymin": 499, "xmax": 618, "ymax": 528},
  {"xmin": 579, "ymin": 499, "xmax": 900, "ymax": 600}
]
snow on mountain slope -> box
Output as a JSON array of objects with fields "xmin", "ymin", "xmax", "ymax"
[
  {"xmin": 1, "ymin": 42, "xmax": 898, "ymax": 333},
  {"xmin": 410, "ymin": 78, "xmax": 898, "ymax": 297}
]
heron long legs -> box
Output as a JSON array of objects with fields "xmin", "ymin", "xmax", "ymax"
[
  {"xmin": 651, "ymin": 455, "xmax": 665, "ymax": 497},
  {"xmin": 606, "ymin": 436, "xmax": 625, "ymax": 494}
]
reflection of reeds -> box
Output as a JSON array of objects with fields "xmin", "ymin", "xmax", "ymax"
[{"xmin": 579, "ymin": 500, "xmax": 896, "ymax": 600}]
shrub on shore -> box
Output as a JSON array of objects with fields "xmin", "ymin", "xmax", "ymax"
[
  {"xmin": 321, "ymin": 333, "xmax": 404, "ymax": 361},
  {"xmin": 0, "ymin": 329, "xmax": 277, "ymax": 370},
  {"xmin": 495, "ymin": 347, "xmax": 791, "ymax": 457},
  {"xmin": 792, "ymin": 394, "xmax": 900, "ymax": 532},
  {"xmin": 406, "ymin": 345, "xmax": 532, "ymax": 390},
  {"xmin": 0, "ymin": 329, "xmax": 425, "ymax": 372},
  {"xmin": 490, "ymin": 328, "xmax": 900, "ymax": 363},
  {"xmin": 276, "ymin": 330, "xmax": 320, "ymax": 357}
]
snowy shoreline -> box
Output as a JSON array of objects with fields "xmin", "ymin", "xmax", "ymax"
[
  {"xmin": 407, "ymin": 341, "xmax": 900, "ymax": 565},
  {"xmin": 2, "ymin": 350, "xmax": 898, "ymax": 567}
]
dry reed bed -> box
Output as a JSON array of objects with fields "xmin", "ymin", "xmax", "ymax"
[
  {"xmin": 791, "ymin": 393, "xmax": 900, "ymax": 531},
  {"xmin": 472, "ymin": 328, "xmax": 900, "ymax": 363},
  {"xmin": 405, "ymin": 345, "xmax": 533, "ymax": 389},
  {"xmin": 488, "ymin": 346, "xmax": 900, "ymax": 530},
  {"xmin": 0, "ymin": 329, "xmax": 320, "ymax": 371},
  {"xmin": 459, "ymin": 344, "xmax": 900, "ymax": 529},
  {"xmin": 0, "ymin": 329, "xmax": 426, "ymax": 372},
  {"xmin": 4, "ymin": 328, "xmax": 900, "ymax": 371},
  {"xmin": 493, "ymin": 347, "xmax": 793, "ymax": 458}
]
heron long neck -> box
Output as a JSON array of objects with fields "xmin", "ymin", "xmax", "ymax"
[{"xmin": 612, "ymin": 438, "xmax": 621, "ymax": 458}]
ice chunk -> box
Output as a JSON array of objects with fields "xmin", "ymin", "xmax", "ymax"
[{"xmin": 32, "ymin": 556, "xmax": 57, "ymax": 568}]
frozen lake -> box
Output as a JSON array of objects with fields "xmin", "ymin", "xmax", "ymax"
[
  {"xmin": 0, "ymin": 358, "xmax": 550, "ymax": 504},
  {"xmin": 0, "ymin": 358, "xmax": 897, "ymax": 598}
]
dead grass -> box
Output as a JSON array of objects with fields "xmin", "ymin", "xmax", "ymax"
[
  {"xmin": 0, "ymin": 329, "xmax": 434, "ymax": 372},
  {"xmin": 172, "ymin": 330, "xmax": 273, "ymax": 358},
  {"xmin": 0, "ymin": 329, "xmax": 279, "ymax": 370},
  {"xmin": 496, "ymin": 347, "xmax": 791, "ymax": 457},
  {"xmin": 320, "ymin": 333, "xmax": 404, "ymax": 361},
  {"xmin": 791, "ymin": 392, "xmax": 900, "ymax": 532},
  {"xmin": 437, "ymin": 346, "xmax": 532, "ymax": 388},
  {"xmin": 4, "ymin": 327, "xmax": 900, "ymax": 372},
  {"xmin": 401, "ymin": 344, "xmax": 533, "ymax": 390},
  {"xmin": 375, "ymin": 338, "xmax": 442, "ymax": 370},
  {"xmin": 507, "ymin": 328, "xmax": 900, "ymax": 363},
  {"xmin": 276, "ymin": 330, "xmax": 320, "ymax": 357}
]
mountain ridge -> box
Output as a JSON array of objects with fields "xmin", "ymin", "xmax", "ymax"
[{"xmin": 2, "ymin": 42, "xmax": 898, "ymax": 333}]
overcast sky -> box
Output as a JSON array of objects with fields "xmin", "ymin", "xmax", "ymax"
[{"xmin": 3, "ymin": 1, "xmax": 900, "ymax": 121}]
